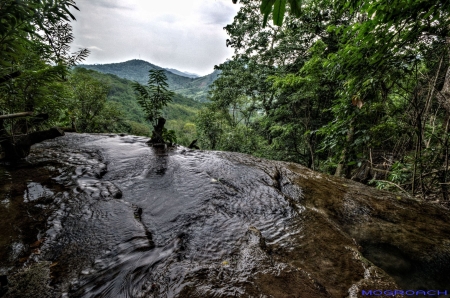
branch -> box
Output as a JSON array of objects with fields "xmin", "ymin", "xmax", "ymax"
[
  {"xmin": 0, "ymin": 112, "xmax": 33, "ymax": 119},
  {"xmin": 0, "ymin": 70, "xmax": 22, "ymax": 84},
  {"xmin": 374, "ymin": 179, "xmax": 413, "ymax": 198}
]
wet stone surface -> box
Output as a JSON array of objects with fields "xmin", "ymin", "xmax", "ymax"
[{"xmin": 0, "ymin": 133, "xmax": 449, "ymax": 297}]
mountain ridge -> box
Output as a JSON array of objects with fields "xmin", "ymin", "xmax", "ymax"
[
  {"xmin": 164, "ymin": 68, "xmax": 199, "ymax": 78},
  {"xmin": 76, "ymin": 59, "xmax": 220, "ymax": 102}
]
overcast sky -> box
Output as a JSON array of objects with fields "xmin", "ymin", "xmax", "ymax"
[{"xmin": 70, "ymin": 0, "xmax": 241, "ymax": 76}]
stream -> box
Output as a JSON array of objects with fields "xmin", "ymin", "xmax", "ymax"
[
  {"xmin": 1, "ymin": 133, "xmax": 449, "ymax": 298},
  {"xmin": 0, "ymin": 133, "xmax": 302, "ymax": 297}
]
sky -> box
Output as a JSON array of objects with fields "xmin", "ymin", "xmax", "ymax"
[{"xmin": 70, "ymin": 0, "xmax": 241, "ymax": 76}]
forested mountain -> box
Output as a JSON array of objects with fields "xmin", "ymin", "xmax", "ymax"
[
  {"xmin": 174, "ymin": 69, "xmax": 221, "ymax": 102},
  {"xmin": 72, "ymin": 67, "xmax": 202, "ymax": 145},
  {"xmin": 77, "ymin": 60, "xmax": 219, "ymax": 102},
  {"xmin": 164, "ymin": 68, "xmax": 199, "ymax": 78}
]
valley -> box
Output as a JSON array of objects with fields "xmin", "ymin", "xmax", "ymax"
[{"xmin": 77, "ymin": 59, "xmax": 220, "ymax": 103}]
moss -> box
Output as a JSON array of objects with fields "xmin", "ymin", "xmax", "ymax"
[{"xmin": 5, "ymin": 262, "xmax": 54, "ymax": 298}]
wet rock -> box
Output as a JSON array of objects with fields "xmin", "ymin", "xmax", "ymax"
[
  {"xmin": 76, "ymin": 180, "xmax": 122, "ymax": 200},
  {"xmin": 219, "ymin": 152, "xmax": 450, "ymax": 296},
  {"xmin": 1, "ymin": 133, "xmax": 449, "ymax": 298},
  {"xmin": 280, "ymin": 162, "xmax": 450, "ymax": 291},
  {"xmin": 246, "ymin": 226, "xmax": 267, "ymax": 251}
]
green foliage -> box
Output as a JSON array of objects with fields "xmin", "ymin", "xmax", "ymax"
[
  {"xmin": 1, "ymin": 52, "xmax": 66, "ymax": 118},
  {"xmin": 162, "ymin": 128, "xmax": 177, "ymax": 145},
  {"xmin": 0, "ymin": 0, "xmax": 79, "ymax": 68},
  {"xmin": 126, "ymin": 121, "xmax": 152, "ymax": 136},
  {"xmin": 68, "ymin": 68, "xmax": 203, "ymax": 140},
  {"xmin": 205, "ymin": 0, "xmax": 450, "ymax": 198},
  {"xmin": 260, "ymin": 0, "xmax": 303, "ymax": 26},
  {"xmin": 132, "ymin": 70, "xmax": 174, "ymax": 125},
  {"xmin": 195, "ymin": 107, "xmax": 224, "ymax": 150},
  {"xmin": 63, "ymin": 68, "xmax": 126, "ymax": 133},
  {"xmin": 72, "ymin": 68, "xmax": 148, "ymax": 123},
  {"xmin": 0, "ymin": 0, "xmax": 90, "ymax": 138},
  {"xmin": 165, "ymin": 120, "xmax": 197, "ymax": 146},
  {"xmin": 388, "ymin": 161, "xmax": 411, "ymax": 185}
]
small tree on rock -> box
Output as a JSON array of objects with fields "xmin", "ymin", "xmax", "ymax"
[{"xmin": 132, "ymin": 69, "xmax": 175, "ymax": 144}]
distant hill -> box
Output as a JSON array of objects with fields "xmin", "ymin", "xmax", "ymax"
[
  {"xmin": 164, "ymin": 68, "xmax": 199, "ymax": 78},
  {"xmin": 77, "ymin": 59, "xmax": 219, "ymax": 102},
  {"xmin": 73, "ymin": 67, "xmax": 203, "ymax": 145},
  {"xmin": 174, "ymin": 69, "xmax": 221, "ymax": 102}
]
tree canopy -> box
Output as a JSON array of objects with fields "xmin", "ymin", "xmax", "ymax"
[
  {"xmin": 196, "ymin": 0, "xmax": 450, "ymax": 199},
  {"xmin": 0, "ymin": 0, "xmax": 89, "ymax": 121}
]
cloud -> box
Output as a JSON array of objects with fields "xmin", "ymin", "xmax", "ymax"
[
  {"xmin": 86, "ymin": 46, "xmax": 103, "ymax": 52},
  {"xmin": 200, "ymin": 2, "xmax": 237, "ymax": 25},
  {"xmin": 89, "ymin": 0, "xmax": 132, "ymax": 10},
  {"xmin": 70, "ymin": 0, "xmax": 241, "ymax": 75},
  {"xmin": 156, "ymin": 14, "xmax": 178, "ymax": 24}
]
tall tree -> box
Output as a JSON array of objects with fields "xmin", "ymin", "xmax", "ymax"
[{"xmin": 0, "ymin": 0, "xmax": 89, "ymax": 159}]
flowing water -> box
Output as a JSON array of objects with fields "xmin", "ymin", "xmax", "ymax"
[
  {"xmin": 0, "ymin": 134, "xmax": 304, "ymax": 297},
  {"xmin": 1, "ymin": 133, "xmax": 449, "ymax": 298}
]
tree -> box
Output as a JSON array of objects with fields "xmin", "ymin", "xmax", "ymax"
[
  {"xmin": 0, "ymin": 0, "xmax": 88, "ymax": 83},
  {"xmin": 214, "ymin": 0, "xmax": 450, "ymax": 200},
  {"xmin": 132, "ymin": 70, "xmax": 175, "ymax": 144},
  {"xmin": 0, "ymin": 0, "xmax": 89, "ymax": 159},
  {"xmin": 0, "ymin": 0, "xmax": 89, "ymax": 123},
  {"xmin": 64, "ymin": 69, "xmax": 126, "ymax": 133},
  {"xmin": 198, "ymin": 0, "xmax": 341, "ymax": 164}
]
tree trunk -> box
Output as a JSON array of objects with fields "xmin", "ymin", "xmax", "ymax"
[
  {"xmin": 188, "ymin": 139, "xmax": 200, "ymax": 149},
  {"xmin": 148, "ymin": 117, "xmax": 166, "ymax": 144},
  {"xmin": 0, "ymin": 112, "xmax": 33, "ymax": 120},
  {"xmin": 335, "ymin": 123, "xmax": 354, "ymax": 178},
  {"xmin": 0, "ymin": 127, "xmax": 64, "ymax": 160}
]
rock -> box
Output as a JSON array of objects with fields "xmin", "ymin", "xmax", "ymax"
[
  {"xmin": 221, "ymin": 152, "xmax": 450, "ymax": 295},
  {"xmin": 76, "ymin": 180, "xmax": 122, "ymax": 200},
  {"xmin": 0, "ymin": 127, "xmax": 64, "ymax": 160},
  {"xmin": 3, "ymin": 134, "xmax": 449, "ymax": 298}
]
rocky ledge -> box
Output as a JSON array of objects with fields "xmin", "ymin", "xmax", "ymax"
[{"xmin": 0, "ymin": 133, "xmax": 448, "ymax": 298}]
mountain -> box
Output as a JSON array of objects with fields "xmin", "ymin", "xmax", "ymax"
[
  {"xmin": 73, "ymin": 67, "xmax": 203, "ymax": 145},
  {"xmin": 173, "ymin": 69, "xmax": 221, "ymax": 102},
  {"xmin": 76, "ymin": 60, "xmax": 219, "ymax": 102},
  {"xmin": 164, "ymin": 68, "xmax": 199, "ymax": 78}
]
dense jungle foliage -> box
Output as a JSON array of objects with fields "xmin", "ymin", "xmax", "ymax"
[{"xmin": 195, "ymin": 0, "xmax": 450, "ymax": 200}]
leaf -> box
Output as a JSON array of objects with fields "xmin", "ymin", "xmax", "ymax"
[
  {"xmin": 288, "ymin": 0, "xmax": 302, "ymax": 16},
  {"xmin": 356, "ymin": 100, "xmax": 363, "ymax": 109},
  {"xmin": 261, "ymin": 0, "xmax": 275, "ymax": 27},
  {"xmin": 351, "ymin": 95, "xmax": 363, "ymax": 109},
  {"xmin": 263, "ymin": 11, "xmax": 270, "ymax": 27},
  {"xmin": 260, "ymin": 0, "xmax": 275, "ymax": 14},
  {"xmin": 273, "ymin": 0, "xmax": 286, "ymax": 26}
]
